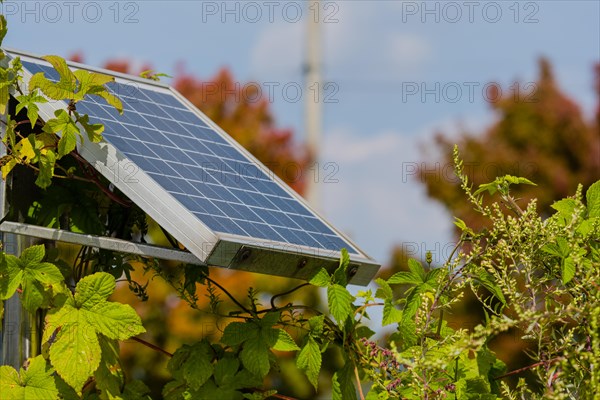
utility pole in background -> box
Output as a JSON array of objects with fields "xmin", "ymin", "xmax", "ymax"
[{"xmin": 305, "ymin": 0, "xmax": 322, "ymax": 211}]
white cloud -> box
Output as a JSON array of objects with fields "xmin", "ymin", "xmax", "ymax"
[
  {"xmin": 386, "ymin": 34, "xmax": 432, "ymax": 72},
  {"xmin": 320, "ymin": 127, "xmax": 454, "ymax": 264},
  {"xmin": 250, "ymin": 21, "xmax": 304, "ymax": 77},
  {"xmin": 323, "ymin": 128, "xmax": 404, "ymax": 163},
  {"xmin": 250, "ymin": 4, "xmax": 432, "ymax": 78}
]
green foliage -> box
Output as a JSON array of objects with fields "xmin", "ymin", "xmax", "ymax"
[
  {"xmin": 0, "ymin": 355, "xmax": 59, "ymax": 399},
  {"xmin": 0, "ymin": 245, "xmax": 63, "ymax": 311},
  {"xmin": 43, "ymin": 272, "xmax": 145, "ymax": 392}
]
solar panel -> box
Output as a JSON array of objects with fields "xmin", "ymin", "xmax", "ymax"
[{"xmin": 6, "ymin": 50, "xmax": 380, "ymax": 285}]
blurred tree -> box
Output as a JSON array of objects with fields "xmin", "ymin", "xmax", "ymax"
[
  {"xmin": 67, "ymin": 54, "xmax": 317, "ymax": 397},
  {"xmin": 419, "ymin": 58, "xmax": 600, "ymax": 231}
]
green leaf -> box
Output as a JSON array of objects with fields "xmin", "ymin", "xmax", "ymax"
[
  {"xmin": 407, "ymin": 259, "xmax": 426, "ymax": 282},
  {"xmin": 551, "ymin": 198, "xmax": 577, "ymax": 219},
  {"xmin": 586, "ymin": 180, "xmax": 600, "ymax": 218},
  {"xmin": 474, "ymin": 270, "xmax": 506, "ymax": 306},
  {"xmin": 182, "ymin": 341, "xmax": 214, "ymax": 390},
  {"xmin": 74, "ymin": 271, "xmax": 117, "ymax": 308},
  {"xmin": 332, "ymin": 248, "xmax": 350, "ymax": 286},
  {"xmin": 76, "ymin": 113, "xmax": 104, "ymax": 143},
  {"xmin": 48, "ymin": 308, "xmax": 101, "ymax": 393},
  {"xmin": 240, "ymin": 337, "xmax": 270, "ymax": 378},
  {"xmin": 0, "ymin": 15, "xmax": 7, "ymax": 47},
  {"xmin": 43, "ymin": 55, "xmax": 77, "ymax": 90},
  {"xmin": 0, "ymin": 355, "xmax": 59, "ymax": 400},
  {"xmin": 382, "ymin": 300, "xmax": 403, "ymax": 326},
  {"xmin": 561, "ymin": 256, "xmax": 576, "ymax": 284},
  {"xmin": 214, "ymin": 357, "xmax": 239, "ymax": 388},
  {"xmin": 94, "ymin": 336, "xmax": 122, "ymax": 397},
  {"xmin": 0, "ymin": 245, "xmax": 63, "ymax": 311},
  {"xmin": 296, "ymin": 337, "xmax": 321, "ymax": 390},
  {"xmin": 43, "ymin": 109, "xmax": 81, "ymax": 157},
  {"xmin": 15, "ymin": 92, "xmax": 47, "ymax": 128},
  {"xmin": 309, "ymin": 268, "xmax": 330, "ymax": 287},
  {"xmin": 35, "ymin": 151, "xmax": 56, "ymax": 189},
  {"xmin": 327, "ymin": 284, "xmax": 355, "ymax": 324},
  {"xmin": 221, "ymin": 321, "xmax": 259, "ymax": 346},
  {"xmin": 387, "ymin": 271, "xmax": 422, "ymax": 285},
  {"xmin": 45, "ymin": 273, "xmax": 144, "ymax": 392},
  {"xmin": 272, "ymin": 329, "xmax": 300, "ymax": 351},
  {"xmin": 374, "ymin": 278, "xmax": 393, "ymax": 300}
]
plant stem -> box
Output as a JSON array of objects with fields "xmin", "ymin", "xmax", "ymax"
[
  {"xmin": 270, "ymin": 283, "xmax": 311, "ymax": 309},
  {"xmin": 130, "ymin": 336, "xmax": 173, "ymax": 358},
  {"xmin": 354, "ymin": 365, "xmax": 365, "ymax": 400}
]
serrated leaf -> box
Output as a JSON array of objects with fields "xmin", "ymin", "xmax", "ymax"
[
  {"xmin": 0, "ymin": 245, "xmax": 63, "ymax": 311},
  {"xmin": 309, "ymin": 268, "xmax": 330, "ymax": 287},
  {"xmin": 93, "ymin": 90, "xmax": 124, "ymax": 114},
  {"xmin": 77, "ymin": 113, "xmax": 104, "ymax": 142},
  {"xmin": 45, "ymin": 272, "xmax": 144, "ymax": 392},
  {"xmin": 49, "ymin": 310, "xmax": 101, "ymax": 392},
  {"xmin": 0, "ymin": 15, "xmax": 7, "ymax": 47},
  {"xmin": 214, "ymin": 357, "xmax": 239, "ymax": 388},
  {"xmin": 42, "ymin": 55, "xmax": 77, "ymax": 89},
  {"xmin": 296, "ymin": 337, "xmax": 321, "ymax": 390},
  {"xmin": 183, "ymin": 341, "xmax": 214, "ymax": 390},
  {"xmin": 586, "ymin": 180, "xmax": 600, "ymax": 218},
  {"xmin": 44, "ymin": 110, "xmax": 81, "ymax": 157},
  {"xmin": 260, "ymin": 311, "xmax": 280, "ymax": 328},
  {"xmin": 272, "ymin": 329, "xmax": 300, "ymax": 351},
  {"xmin": 0, "ymin": 355, "xmax": 59, "ymax": 400},
  {"xmin": 94, "ymin": 336, "xmax": 122, "ymax": 397},
  {"xmin": 561, "ymin": 256, "xmax": 576, "ymax": 284},
  {"xmin": 382, "ymin": 300, "xmax": 402, "ymax": 326},
  {"xmin": 387, "ymin": 271, "xmax": 422, "ymax": 285},
  {"xmin": 332, "ymin": 249, "xmax": 350, "ymax": 287},
  {"xmin": 221, "ymin": 321, "xmax": 259, "ymax": 346},
  {"xmin": 15, "ymin": 92, "xmax": 47, "ymax": 128},
  {"xmin": 475, "ymin": 271, "xmax": 506, "ymax": 306},
  {"xmin": 2, "ymin": 137, "xmax": 36, "ymax": 178},
  {"xmin": 375, "ymin": 278, "xmax": 393, "ymax": 300},
  {"xmin": 407, "ymin": 259, "xmax": 426, "ymax": 282},
  {"xmin": 35, "ymin": 151, "xmax": 56, "ymax": 189},
  {"xmin": 551, "ymin": 198, "xmax": 577, "ymax": 219},
  {"xmin": 327, "ymin": 284, "xmax": 355, "ymax": 324},
  {"xmin": 240, "ymin": 337, "xmax": 270, "ymax": 378},
  {"xmin": 28, "ymin": 72, "xmax": 76, "ymax": 101},
  {"xmin": 74, "ymin": 272, "xmax": 117, "ymax": 308}
]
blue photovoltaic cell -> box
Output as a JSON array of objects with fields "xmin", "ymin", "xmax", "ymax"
[{"xmin": 20, "ymin": 59, "xmax": 357, "ymax": 254}]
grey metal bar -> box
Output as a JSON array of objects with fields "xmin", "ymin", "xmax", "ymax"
[{"xmin": 0, "ymin": 221, "xmax": 206, "ymax": 266}]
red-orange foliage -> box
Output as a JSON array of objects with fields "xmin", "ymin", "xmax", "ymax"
[{"xmin": 419, "ymin": 58, "xmax": 600, "ymax": 231}]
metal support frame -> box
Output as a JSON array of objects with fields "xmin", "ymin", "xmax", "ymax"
[{"xmin": 0, "ymin": 221, "xmax": 206, "ymax": 266}]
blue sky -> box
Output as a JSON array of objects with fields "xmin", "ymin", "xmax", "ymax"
[{"xmin": 3, "ymin": 1, "xmax": 599, "ymax": 266}]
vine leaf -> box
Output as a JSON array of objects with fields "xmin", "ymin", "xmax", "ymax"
[
  {"xmin": 240, "ymin": 336, "xmax": 270, "ymax": 378},
  {"xmin": 296, "ymin": 337, "xmax": 321, "ymax": 390},
  {"xmin": 43, "ymin": 109, "xmax": 80, "ymax": 157},
  {"xmin": 586, "ymin": 180, "xmax": 600, "ymax": 218},
  {"xmin": 1, "ymin": 136, "xmax": 36, "ymax": 179},
  {"xmin": 327, "ymin": 284, "xmax": 355, "ymax": 324},
  {"xmin": 43, "ymin": 272, "xmax": 145, "ymax": 392},
  {"xmin": 28, "ymin": 55, "xmax": 123, "ymax": 113},
  {"xmin": 0, "ymin": 244, "xmax": 63, "ymax": 311},
  {"xmin": 168, "ymin": 341, "xmax": 214, "ymax": 391},
  {"xmin": 0, "ymin": 355, "xmax": 59, "ymax": 399},
  {"xmin": 15, "ymin": 91, "xmax": 47, "ymax": 127},
  {"xmin": 76, "ymin": 112, "xmax": 104, "ymax": 143}
]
